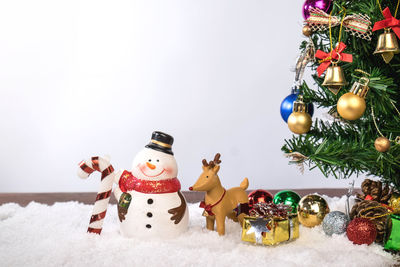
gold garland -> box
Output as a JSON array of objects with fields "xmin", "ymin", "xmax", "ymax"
[{"xmin": 371, "ymin": 102, "xmax": 400, "ymax": 143}]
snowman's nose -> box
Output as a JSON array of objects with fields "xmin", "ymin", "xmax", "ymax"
[{"xmin": 146, "ymin": 162, "xmax": 156, "ymax": 170}]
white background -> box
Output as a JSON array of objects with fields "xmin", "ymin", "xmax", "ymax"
[{"xmin": 0, "ymin": 0, "xmax": 364, "ymax": 192}]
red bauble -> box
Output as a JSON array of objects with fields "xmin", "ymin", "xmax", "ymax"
[
  {"xmin": 346, "ymin": 218, "xmax": 377, "ymax": 245},
  {"xmin": 248, "ymin": 189, "xmax": 273, "ymax": 208}
]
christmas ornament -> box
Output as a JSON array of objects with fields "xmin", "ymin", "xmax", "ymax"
[
  {"xmin": 350, "ymin": 200, "xmax": 389, "ymax": 243},
  {"xmin": 345, "ymin": 180, "xmax": 355, "ymax": 218},
  {"xmin": 371, "ymin": 101, "xmax": 400, "ymax": 153},
  {"xmin": 78, "ymin": 131, "xmax": 189, "ymax": 238},
  {"xmin": 337, "ymin": 74, "xmax": 369, "ymax": 120},
  {"xmin": 356, "ymin": 178, "xmax": 392, "ymax": 204},
  {"xmin": 384, "ymin": 213, "xmax": 400, "ymax": 251},
  {"xmin": 287, "ymin": 95, "xmax": 312, "ymax": 134},
  {"xmin": 306, "ymin": 7, "xmax": 372, "ymax": 41},
  {"xmin": 347, "ymin": 217, "xmax": 377, "ymax": 245},
  {"xmin": 302, "ymin": 25, "xmax": 313, "ymax": 37},
  {"xmin": 302, "ymin": 0, "xmax": 332, "ymax": 20},
  {"xmin": 281, "ymin": 38, "xmax": 315, "ymax": 124},
  {"xmin": 248, "ymin": 189, "xmax": 273, "ymax": 208},
  {"xmin": 280, "ymin": 91, "xmax": 314, "ymax": 123},
  {"xmin": 389, "ymin": 193, "xmax": 400, "ymax": 212},
  {"xmin": 189, "ymin": 153, "xmax": 249, "ymax": 236},
  {"xmin": 78, "ymin": 156, "xmax": 114, "ymax": 234},
  {"xmin": 284, "ymin": 151, "xmax": 309, "ymax": 173},
  {"xmin": 297, "ymin": 194, "xmax": 330, "ymax": 227},
  {"xmin": 372, "ymin": 7, "xmax": 400, "ymax": 63},
  {"xmin": 316, "ymin": 42, "xmax": 352, "ymax": 95},
  {"xmin": 273, "ymin": 190, "xmax": 301, "ymax": 214},
  {"xmin": 374, "ymin": 136, "xmax": 391, "ymax": 152},
  {"xmin": 241, "ymin": 202, "xmax": 299, "ymax": 245},
  {"xmin": 373, "ymin": 28, "xmax": 400, "ymax": 63},
  {"xmin": 322, "ymin": 211, "xmax": 349, "ymax": 236}
]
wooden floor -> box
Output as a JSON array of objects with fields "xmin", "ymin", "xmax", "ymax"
[{"xmin": 0, "ymin": 188, "xmax": 359, "ymax": 206}]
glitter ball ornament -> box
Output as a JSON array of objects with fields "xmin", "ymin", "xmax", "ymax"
[
  {"xmin": 347, "ymin": 217, "xmax": 377, "ymax": 245},
  {"xmin": 248, "ymin": 190, "xmax": 273, "ymax": 208},
  {"xmin": 322, "ymin": 211, "xmax": 349, "ymax": 236},
  {"xmin": 273, "ymin": 190, "xmax": 301, "ymax": 214},
  {"xmin": 297, "ymin": 194, "xmax": 330, "ymax": 227}
]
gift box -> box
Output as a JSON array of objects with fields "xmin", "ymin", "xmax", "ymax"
[
  {"xmin": 242, "ymin": 215, "xmax": 299, "ymax": 245},
  {"xmin": 384, "ymin": 213, "xmax": 400, "ymax": 251},
  {"xmin": 239, "ymin": 202, "xmax": 299, "ymax": 245}
]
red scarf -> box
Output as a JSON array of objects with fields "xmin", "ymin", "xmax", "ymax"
[{"xmin": 119, "ymin": 170, "xmax": 181, "ymax": 194}]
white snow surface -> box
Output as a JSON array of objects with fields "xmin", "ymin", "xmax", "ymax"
[{"xmin": 0, "ymin": 195, "xmax": 398, "ymax": 267}]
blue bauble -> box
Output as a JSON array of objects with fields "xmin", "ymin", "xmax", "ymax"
[{"xmin": 280, "ymin": 93, "xmax": 314, "ymax": 123}]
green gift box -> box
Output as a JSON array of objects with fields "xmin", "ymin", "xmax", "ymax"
[{"xmin": 384, "ymin": 213, "xmax": 400, "ymax": 251}]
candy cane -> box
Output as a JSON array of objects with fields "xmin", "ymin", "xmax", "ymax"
[{"xmin": 78, "ymin": 156, "xmax": 114, "ymax": 234}]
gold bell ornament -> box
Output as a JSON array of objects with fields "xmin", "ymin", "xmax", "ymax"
[
  {"xmin": 373, "ymin": 28, "xmax": 400, "ymax": 63},
  {"xmin": 316, "ymin": 42, "xmax": 353, "ymax": 95},
  {"xmin": 322, "ymin": 61, "xmax": 348, "ymax": 95},
  {"xmin": 372, "ymin": 6, "xmax": 400, "ymax": 64},
  {"xmin": 337, "ymin": 73, "xmax": 369, "ymax": 120},
  {"xmin": 287, "ymin": 95, "xmax": 312, "ymax": 134}
]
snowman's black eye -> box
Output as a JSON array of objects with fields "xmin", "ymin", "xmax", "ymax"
[
  {"xmin": 148, "ymin": 159, "xmax": 151, "ymax": 162},
  {"xmin": 156, "ymin": 159, "xmax": 159, "ymax": 162}
]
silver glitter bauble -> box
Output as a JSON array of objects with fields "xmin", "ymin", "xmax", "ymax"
[{"xmin": 322, "ymin": 211, "xmax": 349, "ymax": 236}]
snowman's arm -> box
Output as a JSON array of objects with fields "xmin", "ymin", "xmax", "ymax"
[
  {"xmin": 168, "ymin": 191, "xmax": 187, "ymax": 224},
  {"xmin": 113, "ymin": 169, "xmax": 124, "ymax": 201}
]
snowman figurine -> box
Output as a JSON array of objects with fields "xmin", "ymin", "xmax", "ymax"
[{"xmin": 113, "ymin": 131, "xmax": 189, "ymax": 238}]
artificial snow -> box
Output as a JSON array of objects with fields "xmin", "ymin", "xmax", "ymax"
[{"xmin": 0, "ymin": 195, "xmax": 398, "ymax": 267}]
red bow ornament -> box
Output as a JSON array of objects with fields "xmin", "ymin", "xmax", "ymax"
[
  {"xmin": 315, "ymin": 42, "xmax": 353, "ymax": 77},
  {"xmin": 372, "ymin": 7, "xmax": 400, "ymax": 38}
]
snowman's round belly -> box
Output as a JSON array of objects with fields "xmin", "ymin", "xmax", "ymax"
[{"xmin": 120, "ymin": 191, "xmax": 189, "ymax": 239}]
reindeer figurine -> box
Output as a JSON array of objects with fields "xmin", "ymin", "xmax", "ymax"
[{"xmin": 189, "ymin": 153, "xmax": 249, "ymax": 236}]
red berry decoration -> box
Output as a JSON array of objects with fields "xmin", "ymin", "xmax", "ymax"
[
  {"xmin": 248, "ymin": 190, "xmax": 273, "ymax": 208},
  {"xmin": 346, "ymin": 217, "xmax": 377, "ymax": 245}
]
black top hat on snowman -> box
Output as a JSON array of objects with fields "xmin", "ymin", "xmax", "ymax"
[{"xmin": 145, "ymin": 131, "xmax": 174, "ymax": 155}]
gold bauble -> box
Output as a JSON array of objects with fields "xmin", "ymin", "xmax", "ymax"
[
  {"xmin": 302, "ymin": 25, "xmax": 313, "ymax": 37},
  {"xmin": 297, "ymin": 194, "xmax": 330, "ymax": 227},
  {"xmin": 287, "ymin": 112, "xmax": 312, "ymax": 134},
  {"xmin": 374, "ymin": 136, "xmax": 391, "ymax": 152},
  {"xmin": 337, "ymin": 92, "xmax": 366, "ymax": 120}
]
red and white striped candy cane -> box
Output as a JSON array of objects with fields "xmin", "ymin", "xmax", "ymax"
[{"xmin": 78, "ymin": 156, "xmax": 114, "ymax": 234}]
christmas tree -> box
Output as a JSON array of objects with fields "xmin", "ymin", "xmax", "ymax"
[{"xmin": 282, "ymin": 0, "xmax": 400, "ymax": 189}]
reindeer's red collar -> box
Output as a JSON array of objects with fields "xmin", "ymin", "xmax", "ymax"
[
  {"xmin": 199, "ymin": 189, "xmax": 226, "ymax": 216},
  {"xmin": 119, "ymin": 170, "xmax": 181, "ymax": 194}
]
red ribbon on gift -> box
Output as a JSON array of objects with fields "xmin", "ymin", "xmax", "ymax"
[
  {"xmin": 315, "ymin": 42, "xmax": 353, "ymax": 77},
  {"xmin": 372, "ymin": 7, "xmax": 400, "ymax": 38}
]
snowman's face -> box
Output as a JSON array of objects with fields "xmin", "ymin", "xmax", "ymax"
[{"xmin": 131, "ymin": 148, "xmax": 178, "ymax": 180}]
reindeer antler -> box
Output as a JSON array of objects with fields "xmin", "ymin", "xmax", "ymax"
[
  {"xmin": 213, "ymin": 153, "xmax": 221, "ymax": 164},
  {"xmin": 202, "ymin": 153, "xmax": 221, "ymax": 168},
  {"xmin": 202, "ymin": 159, "xmax": 209, "ymax": 167}
]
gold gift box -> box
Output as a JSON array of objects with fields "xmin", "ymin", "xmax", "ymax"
[{"xmin": 241, "ymin": 215, "xmax": 299, "ymax": 245}]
